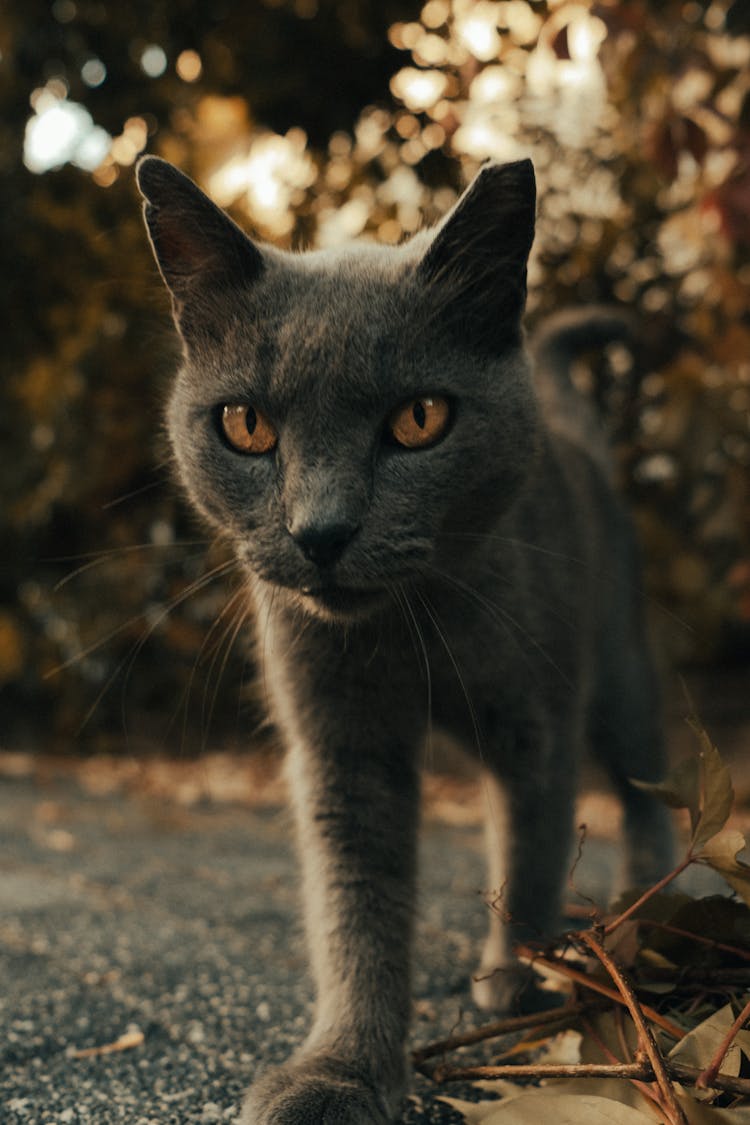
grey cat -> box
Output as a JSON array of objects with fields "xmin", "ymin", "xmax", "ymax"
[{"xmin": 136, "ymin": 155, "xmax": 672, "ymax": 1124}]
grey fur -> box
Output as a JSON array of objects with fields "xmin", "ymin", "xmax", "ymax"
[{"xmin": 136, "ymin": 155, "xmax": 673, "ymax": 1124}]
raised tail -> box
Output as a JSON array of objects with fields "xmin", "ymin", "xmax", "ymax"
[{"xmin": 529, "ymin": 306, "xmax": 637, "ymax": 469}]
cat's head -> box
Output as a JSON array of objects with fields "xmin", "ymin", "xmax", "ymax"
[{"xmin": 137, "ymin": 156, "xmax": 538, "ymax": 622}]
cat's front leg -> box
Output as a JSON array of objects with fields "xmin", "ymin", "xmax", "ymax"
[{"xmin": 240, "ymin": 621, "xmax": 422, "ymax": 1125}]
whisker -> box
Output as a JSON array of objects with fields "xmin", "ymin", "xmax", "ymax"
[
  {"xmin": 66, "ymin": 560, "xmax": 240, "ymax": 735},
  {"xmin": 47, "ymin": 539, "xmax": 211, "ymax": 565},
  {"xmin": 423, "ymin": 563, "xmax": 635, "ymax": 745},
  {"xmin": 258, "ymin": 581, "xmax": 279, "ymax": 720},
  {"xmin": 100, "ymin": 477, "xmax": 169, "ymax": 510},
  {"xmin": 201, "ymin": 585, "xmax": 252, "ymax": 751},
  {"xmin": 415, "ymin": 588, "xmax": 484, "ymax": 760},
  {"xmin": 424, "ymin": 562, "xmax": 575, "ymax": 695},
  {"xmin": 390, "ymin": 584, "xmax": 433, "ymax": 763},
  {"xmin": 48, "ymin": 557, "xmax": 237, "ymax": 678},
  {"xmin": 116, "ymin": 560, "xmax": 244, "ymax": 742},
  {"xmin": 441, "ymin": 531, "xmax": 691, "ymax": 633},
  {"xmin": 50, "ymin": 540, "xmax": 211, "ymax": 592},
  {"xmin": 165, "ymin": 581, "xmax": 249, "ymax": 752},
  {"xmin": 423, "ymin": 563, "xmax": 544, "ymax": 691}
]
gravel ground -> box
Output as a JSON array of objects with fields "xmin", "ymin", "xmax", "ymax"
[{"xmin": 0, "ymin": 761, "xmax": 723, "ymax": 1125}]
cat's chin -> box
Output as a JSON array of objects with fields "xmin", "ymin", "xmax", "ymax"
[{"xmin": 297, "ymin": 584, "xmax": 389, "ymax": 623}]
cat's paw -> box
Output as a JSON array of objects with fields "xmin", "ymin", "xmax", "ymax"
[{"xmin": 238, "ymin": 1054, "xmax": 398, "ymax": 1125}]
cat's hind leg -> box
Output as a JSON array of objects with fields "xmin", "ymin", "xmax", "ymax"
[
  {"xmin": 472, "ymin": 722, "xmax": 578, "ymax": 1013},
  {"xmin": 588, "ymin": 624, "xmax": 674, "ymax": 890}
]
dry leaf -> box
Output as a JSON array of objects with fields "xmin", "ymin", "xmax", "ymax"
[
  {"xmin": 478, "ymin": 1091, "xmax": 661, "ymax": 1124},
  {"xmin": 631, "ymin": 755, "xmax": 700, "ymax": 832},
  {"xmin": 676, "ymin": 1090, "xmax": 750, "ymax": 1124},
  {"xmin": 72, "ymin": 1027, "xmax": 144, "ymax": 1059},
  {"xmin": 436, "ymin": 1097, "xmax": 504, "ymax": 1124},
  {"xmin": 692, "ymin": 733, "xmax": 734, "ymax": 849},
  {"xmin": 700, "ymin": 831, "xmax": 750, "ymax": 906},
  {"xmin": 668, "ymin": 1004, "xmax": 742, "ymax": 1076},
  {"xmin": 537, "ymin": 1079, "xmax": 663, "ymax": 1121}
]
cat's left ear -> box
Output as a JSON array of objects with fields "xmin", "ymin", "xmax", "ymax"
[
  {"xmin": 136, "ymin": 156, "xmax": 263, "ymax": 336},
  {"xmin": 416, "ymin": 159, "xmax": 536, "ymax": 351}
]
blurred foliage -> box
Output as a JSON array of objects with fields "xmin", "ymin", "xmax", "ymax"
[{"xmin": 1, "ymin": 0, "xmax": 748, "ymax": 751}]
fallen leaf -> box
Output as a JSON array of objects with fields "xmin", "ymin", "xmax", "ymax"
[
  {"xmin": 578, "ymin": 1010, "xmax": 638, "ymax": 1066},
  {"xmin": 700, "ymin": 831, "xmax": 750, "ymax": 906},
  {"xmin": 692, "ymin": 732, "xmax": 734, "ymax": 849},
  {"xmin": 72, "ymin": 1027, "xmax": 144, "ymax": 1059},
  {"xmin": 436, "ymin": 1096, "xmax": 503, "ymax": 1124},
  {"xmin": 677, "ymin": 1089, "xmax": 750, "ymax": 1124},
  {"xmin": 537, "ymin": 1029, "xmax": 582, "ymax": 1066},
  {"xmin": 478, "ymin": 1091, "xmax": 661, "ymax": 1124},
  {"xmin": 631, "ymin": 755, "xmax": 700, "ymax": 833},
  {"xmin": 537, "ymin": 1079, "xmax": 663, "ymax": 1121},
  {"xmin": 668, "ymin": 1004, "xmax": 743, "ymax": 1076}
]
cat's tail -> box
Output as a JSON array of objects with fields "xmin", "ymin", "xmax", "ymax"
[{"xmin": 529, "ymin": 306, "xmax": 637, "ymax": 470}]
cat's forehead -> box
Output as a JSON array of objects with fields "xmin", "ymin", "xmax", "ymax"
[
  {"xmin": 221, "ymin": 243, "xmax": 427, "ymax": 403},
  {"xmin": 275, "ymin": 241, "xmax": 415, "ymax": 325}
]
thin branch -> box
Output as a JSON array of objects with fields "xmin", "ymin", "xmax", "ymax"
[
  {"xmin": 696, "ymin": 995, "xmax": 750, "ymax": 1089},
  {"xmin": 428, "ymin": 1061, "xmax": 648, "ymax": 1082},
  {"xmin": 603, "ymin": 855, "xmax": 694, "ymax": 936},
  {"xmin": 515, "ymin": 945, "xmax": 685, "ymax": 1041},
  {"xmin": 424, "ymin": 1058, "xmax": 750, "ymax": 1098},
  {"xmin": 580, "ymin": 930, "xmax": 688, "ymax": 1125},
  {"xmin": 583, "ymin": 1012, "xmax": 664, "ymax": 1113},
  {"xmin": 673, "ymin": 1062, "xmax": 750, "ymax": 1096},
  {"xmin": 412, "ymin": 1002, "xmax": 593, "ymax": 1063},
  {"xmin": 636, "ymin": 918, "xmax": 750, "ymax": 963},
  {"xmin": 631, "ymin": 966, "xmax": 750, "ymax": 985}
]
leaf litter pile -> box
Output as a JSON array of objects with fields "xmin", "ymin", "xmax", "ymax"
[{"xmin": 413, "ymin": 721, "xmax": 750, "ymax": 1124}]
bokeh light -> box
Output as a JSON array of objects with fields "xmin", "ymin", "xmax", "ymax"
[
  {"xmin": 208, "ymin": 129, "xmax": 317, "ymax": 236},
  {"xmin": 80, "ymin": 58, "xmax": 107, "ymax": 88},
  {"xmin": 176, "ymin": 49, "xmax": 203, "ymax": 82},
  {"xmin": 24, "ymin": 86, "xmax": 111, "ymax": 173},
  {"xmin": 140, "ymin": 44, "xmax": 167, "ymax": 78}
]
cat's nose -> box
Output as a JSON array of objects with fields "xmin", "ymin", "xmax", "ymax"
[{"xmin": 289, "ymin": 519, "xmax": 360, "ymax": 568}]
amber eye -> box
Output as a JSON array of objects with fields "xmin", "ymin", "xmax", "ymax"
[
  {"xmin": 387, "ymin": 396, "xmax": 451, "ymax": 449},
  {"xmin": 221, "ymin": 404, "xmax": 277, "ymax": 454}
]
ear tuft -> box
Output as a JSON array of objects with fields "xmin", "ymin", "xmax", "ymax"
[
  {"xmin": 136, "ymin": 156, "xmax": 263, "ymax": 306},
  {"xmin": 135, "ymin": 154, "xmax": 186, "ymax": 201},
  {"xmin": 417, "ymin": 158, "xmax": 536, "ymax": 353}
]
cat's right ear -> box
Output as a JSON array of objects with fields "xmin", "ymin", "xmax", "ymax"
[
  {"xmin": 136, "ymin": 156, "xmax": 263, "ymax": 334},
  {"xmin": 415, "ymin": 159, "xmax": 536, "ymax": 353}
]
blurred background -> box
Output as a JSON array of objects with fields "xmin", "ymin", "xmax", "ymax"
[{"xmin": 2, "ymin": 0, "xmax": 749, "ymax": 757}]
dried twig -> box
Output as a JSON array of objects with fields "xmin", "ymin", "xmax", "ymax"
[
  {"xmin": 636, "ymin": 918, "xmax": 750, "ymax": 963},
  {"xmin": 412, "ymin": 1002, "xmax": 594, "ymax": 1063},
  {"xmin": 580, "ymin": 930, "xmax": 688, "ymax": 1125},
  {"xmin": 696, "ymin": 995, "xmax": 750, "ymax": 1089},
  {"xmin": 672, "ymin": 1062, "xmax": 750, "ymax": 1097},
  {"xmin": 580, "ymin": 1010, "xmax": 665, "ymax": 1114},
  {"xmin": 422, "ymin": 1058, "xmax": 750, "ymax": 1098},
  {"xmin": 603, "ymin": 856, "xmax": 694, "ymax": 937},
  {"xmin": 428, "ymin": 1061, "xmax": 648, "ymax": 1082},
  {"xmin": 515, "ymin": 944, "xmax": 685, "ymax": 1040}
]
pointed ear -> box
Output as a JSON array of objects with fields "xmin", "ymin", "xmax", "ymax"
[
  {"xmin": 136, "ymin": 156, "xmax": 263, "ymax": 337},
  {"xmin": 416, "ymin": 159, "xmax": 536, "ymax": 352}
]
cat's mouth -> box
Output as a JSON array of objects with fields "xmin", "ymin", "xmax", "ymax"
[{"xmin": 300, "ymin": 583, "xmax": 386, "ymax": 618}]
